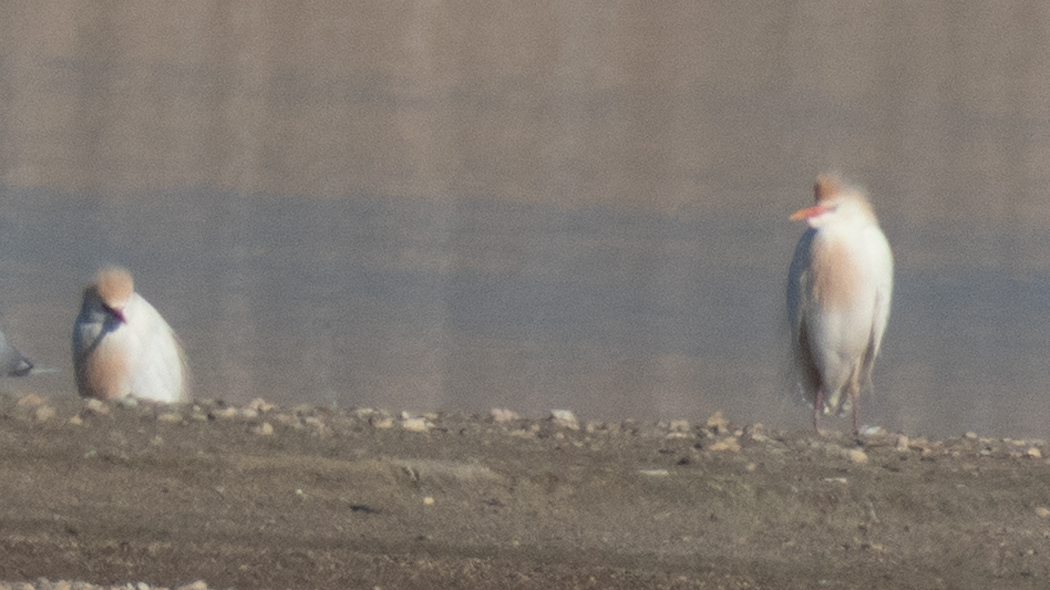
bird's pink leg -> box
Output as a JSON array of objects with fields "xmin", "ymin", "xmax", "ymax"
[
  {"xmin": 813, "ymin": 388, "xmax": 824, "ymax": 433},
  {"xmin": 851, "ymin": 393, "xmax": 859, "ymax": 437},
  {"xmin": 849, "ymin": 371, "xmax": 861, "ymax": 437}
]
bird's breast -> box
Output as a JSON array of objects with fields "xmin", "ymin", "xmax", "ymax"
[
  {"xmin": 82, "ymin": 332, "xmax": 131, "ymax": 400},
  {"xmin": 809, "ymin": 237, "xmax": 864, "ymax": 311}
]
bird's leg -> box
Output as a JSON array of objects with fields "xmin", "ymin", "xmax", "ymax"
[
  {"xmin": 813, "ymin": 388, "xmax": 824, "ymax": 433},
  {"xmin": 849, "ymin": 373, "xmax": 861, "ymax": 438},
  {"xmin": 851, "ymin": 395, "xmax": 859, "ymax": 438}
]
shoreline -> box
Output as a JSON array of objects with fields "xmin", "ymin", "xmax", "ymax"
[{"xmin": 1, "ymin": 394, "xmax": 1048, "ymax": 589}]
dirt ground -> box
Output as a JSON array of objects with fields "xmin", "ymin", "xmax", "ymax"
[{"xmin": 0, "ymin": 395, "xmax": 1047, "ymax": 590}]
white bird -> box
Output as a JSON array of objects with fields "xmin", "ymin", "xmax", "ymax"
[
  {"xmin": 72, "ymin": 267, "xmax": 188, "ymax": 403},
  {"xmin": 787, "ymin": 175, "xmax": 893, "ymax": 435},
  {"xmin": 0, "ymin": 329, "xmax": 32, "ymax": 377}
]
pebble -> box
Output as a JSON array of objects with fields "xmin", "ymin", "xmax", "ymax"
[
  {"xmin": 34, "ymin": 406, "xmax": 55, "ymax": 423},
  {"xmin": 251, "ymin": 422, "xmax": 274, "ymax": 436},
  {"xmin": 490, "ymin": 408, "xmax": 520, "ymax": 423},
  {"xmin": 271, "ymin": 413, "xmax": 299, "ymax": 427},
  {"xmin": 401, "ymin": 417, "xmax": 431, "ymax": 433},
  {"xmin": 668, "ymin": 419, "xmax": 690, "ymax": 433},
  {"xmin": 303, "ymin": 416, "xmax": 326, "ymax": 431},
  {"xmin": 246, "ymin": 398, "xmax": 274, "ymax": 413},
  {"xmin": 83, "ymin": 399, "xmax": 109, "ymax": 416},
  {"xmin": 1026, "ymin": 447, "xmax": 1042, "ymax": 459},
  {"xmin": 209, "ymin": 407, "xmax": 238, "ymax": 420},
  {"xmin": 706, "ymin": 411, "xmax": 730, "ymax": 434},
  {"xmin": 157, "ymin": 412, "xmax": 183, "ymax": 424},
  {"xmin": 848, "ymin": 448, "xmax": 869, "ymax": 464},
  {"xmin": 17, "ymin": 394, "xmax": 44, "ymax": 407},
  {"xmin": 707, "ymin": 437, "xmax": 741, "ymax": 452},
  {"xmin": 550, "ymin": 409, "xmax": 579, "ymax": 430}
]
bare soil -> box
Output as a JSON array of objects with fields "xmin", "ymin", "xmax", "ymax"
[{"xmin": 0, "ymin": 395, "xmax": 1047, "ymax": 590}]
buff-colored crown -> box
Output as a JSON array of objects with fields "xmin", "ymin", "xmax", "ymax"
[{"xmin": 94, "ymin": 267, "xmax": 135, "ymax": 309}]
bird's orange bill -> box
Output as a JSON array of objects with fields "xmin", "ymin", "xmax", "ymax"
[{"xmin": 789, "ymin": 204, "xmax": 830, "ymax": 222}]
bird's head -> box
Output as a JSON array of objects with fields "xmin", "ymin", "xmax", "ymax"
[
  {"xmin": 790, "ymin": 174, "xmax": 876, "ymax": 229},
  {"xmin": 93, "ymin": 266, "xmax": 135, "ymax": 324}
]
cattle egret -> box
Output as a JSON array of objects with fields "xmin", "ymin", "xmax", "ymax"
[
  {"xmin": 787, "ymin": 175, "xmax": 893, "ymax": 435},
  {"xmin": 72, "ymin": 267, "xmax": 188, "ymax": 403}
]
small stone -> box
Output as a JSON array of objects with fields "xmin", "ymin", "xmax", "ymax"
[
  {"xmin": 422, "ymin": 496, "xmax": 435, "ymax": 506},
  {"xmin": 272, "ymin": 413, "xmax": 300, "ymax": 427},
  {"xmin": 668, "ymin": 419, "xmax": 691, "ymax": 433},
  {"xmin": 157, "ymin": 412, "xmax": 183, "ymax": 424},
  {"xmin": 490, "ymin": 408, "xmax": 520, "ymax": 423},
  {"xmin": 247, "ymin": 398, "xmax": 275, "ymax": 413},
  {"xmin": 706, "ymin": 411, "xmax": 730, "ymax": 434},
  {"xmin": 896, "ymin": 435, "xmax": 910, "ymax": 452},
  {"xmin": 964, "ymin": 431, "xmax": 978, "ymax": 439},
  {"xmin": 67, "ymin": 415, "xmax": 83, "ymax": 426},
  {"xmin": 550, "ymin": 409, "xmax": 579, "ymax": 430},
  {"xmin": 84, "ymin": 398, "xmax": 110, "ymax": 415},
  {"xmin": 1027, "ymin": 447, "xmax": 1043, "ymax": 459},
  {"xmin": 823, "ymin": 443, "xmax": 848, "ymax": 459},
  {"xmin": 238, "ymin": 407, "xmax": 259, "ymax": 420},
  {"xmin": 908, "ymin": 437, "xmax": 930, "ymax": 452},
  {"xmin": 17, "ymin": 393, "xmax": 44, "ymax": 407},
  {"xmin": 372, "ymin": 416, "xmax": 395, "ymax": 429},
  {"xmin": 401, "ymin": 417, "xmax": 431, "ymax": 433},
  {"xmin": 175, "ymin": 581, "xmax": 209, "ymax": 590},
  {"xmin": 117, "ymin": 396, "xmax": 139, "ymax": 408},
  {"xmin": 34, "ymin": 405, "xmax": 55, "ymax": 423},
  {"xmin": 210, "ymin": 407, "xmax": 238, "ymax": 420},
  {"xmin": 848, "ymin": 448, "xmax": 869, "ymax": 464},
  {"xmin": 708, "ymin": 437, "xmax": 741, "ymax": 452},
  {"xmin": 251, "ymin": 422, "xmax": 274, "ymax": 436},
  {"xmin": 1036, "ymin": 507, "xmax": 1050, "ymax": 518}
]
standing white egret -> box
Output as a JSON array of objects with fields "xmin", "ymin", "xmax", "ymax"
[{"xmin": 788, "ymin": 175, "xmax": 893, "ymax": 435}]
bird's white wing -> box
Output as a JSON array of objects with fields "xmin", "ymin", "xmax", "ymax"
[{"xmin": 124, "ymin": 295, "xmax": 188, "ymax": 403}]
